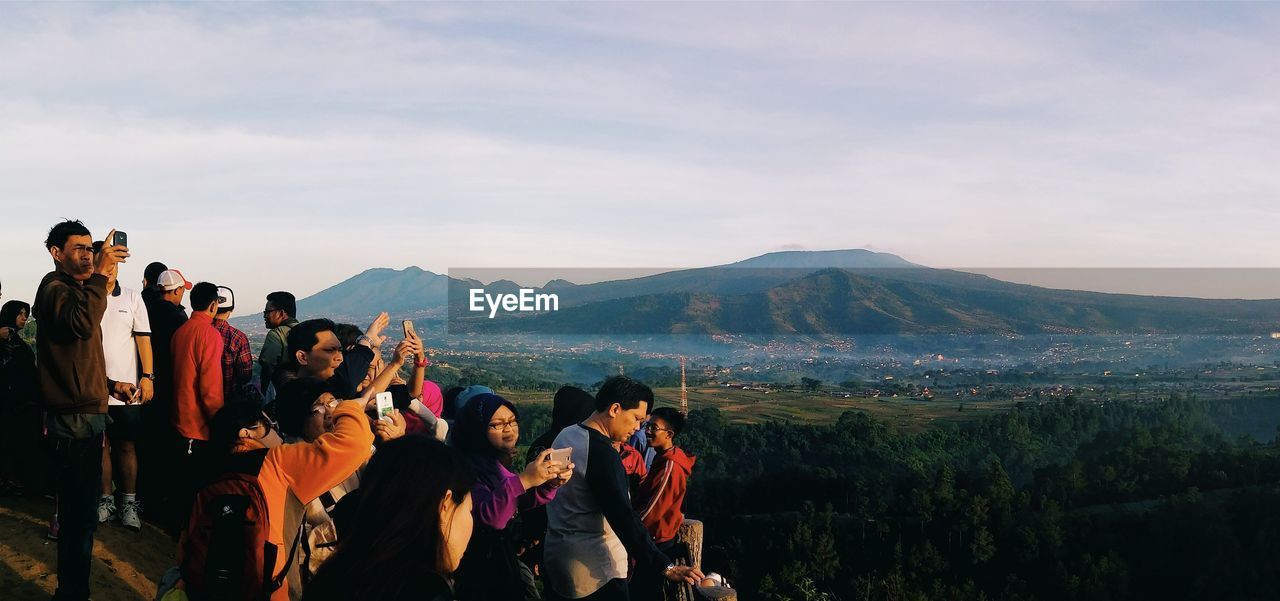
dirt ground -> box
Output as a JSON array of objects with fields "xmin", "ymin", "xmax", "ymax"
[{"xmin": 0, "ymin": 493, "xmax": 171, "ymax": 600}]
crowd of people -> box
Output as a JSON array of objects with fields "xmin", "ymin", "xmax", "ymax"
[{"xmin": 0, "ymin": 219, "xmax": 717, "ymax": 601}]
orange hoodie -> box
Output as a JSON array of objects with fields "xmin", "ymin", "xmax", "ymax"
[
  {"xmin": 170, "ymin": 312, "xmax": 224, "ymax": 440},
  {"xmin": 236, "ymin": 400, "xmax": 374, "ymax": 601}
]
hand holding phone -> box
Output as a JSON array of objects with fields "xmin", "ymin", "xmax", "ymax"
[
  {"xmin": 93, "ymin": 229, "xmax": 130, "ymax": 274},
  {"xmin": 548, "ymin": 448, "xmax": 574, "ymax": 478},
  {"xmin": 402, "ymin": 320, "xmax": 423, "ymax": 363},
  {"xmin": 375, "ymin": 391, "xmax": 395, "ymax": 422},
  {"xmin": 549, "ymin": 447, "xmax": 572, "ymax": 465},
  {"xmin": 547, "ymin": 448, "xmax": 575, "ymax": 484}
]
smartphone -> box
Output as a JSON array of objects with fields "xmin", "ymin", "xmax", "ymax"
[
  {"xmin": 375, "ymin": 391, "xmax": 395, "ymax": 420},
  {"xmin": 112, "ymin": 231, "xmax": 127, "ymax": 247},
  {"xmin": 401, "ymin": 320, "xmax": 420, "ymax": 364},
  {"xmin": 549, "ymin": 447, "xmax": 572, "ymax": 465}
]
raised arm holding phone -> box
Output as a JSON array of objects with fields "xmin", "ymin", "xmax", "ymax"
[{"xmin": 34, "ymin": 221, "xmax": 130, "ymax": 600}]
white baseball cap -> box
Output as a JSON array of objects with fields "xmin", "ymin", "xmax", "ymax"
[
  {"xmin": 216, "ymin": 286, "xmax": 235, "ymax": 312},
  {"xmin": 157, "ymin": 269, "xmax": 192, "ymax": 291}
]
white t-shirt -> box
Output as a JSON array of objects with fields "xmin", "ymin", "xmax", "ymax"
[{"xmin": 101, "ymin": 284, "xmax": 151, "ymax": 404}]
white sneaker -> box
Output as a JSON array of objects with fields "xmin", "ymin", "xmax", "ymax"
[
  {"xmin": 120, "ymin": 498, "xmax": 142, "ymax": 531},
  {"xmin": 96, "ymin": 496, "xmax": 116, "ymax": 523}
]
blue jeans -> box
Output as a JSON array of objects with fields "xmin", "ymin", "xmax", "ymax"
[{"xmin": 48, "ymin": 434, "xmax": 104, "ymax": 601}]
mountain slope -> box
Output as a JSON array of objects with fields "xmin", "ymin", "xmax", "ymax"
[
  {"xmin": 459, "ymin": 268, "xmax": 1280, "ymax": 335},
  {"xmin": 295, "ymin": 249, "xmax": 924, "ymax": 318},
  {"xmin": 297, "ymin": 266, "xmax": 451, "ymax": 318}
]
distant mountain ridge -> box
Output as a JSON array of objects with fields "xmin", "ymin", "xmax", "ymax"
[
  {"xmin": 293, "ymin": 249, "xmax": 920, "ymax": 318},
  {"xmin": 458, "ymin": 267, "xmax": 1280, "ymax": 335},
  {"xmin": 282, "ymin": 250, "xmax": 1280, "ymax": 335},
  {"xmin": 728, "ymin": 249, "xmax": 919, "ymax": 269}
]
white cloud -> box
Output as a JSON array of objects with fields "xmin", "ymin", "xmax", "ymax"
[{"xmin": 2, "ymin": 3, "xmax": 1279, "ymax": 307}]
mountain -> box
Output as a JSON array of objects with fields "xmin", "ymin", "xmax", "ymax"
[
  {"xmin": 282, "ymin": 250, "xmax": 1280, "ymax": 335},
  {"xmin": 294, "ymin": 249, "xmax": 924, "ymax": 319},
  {"xmin": 510, "ymin": 249, "xmax": 924, "ymax": 308},
  {"xmin": 297, "ymin": 266, "xmax": 451, "ymax": 318},
  {"xmin": 458, "ymin": 268, "xmax": 1280, "ymax": 335},
  {"xmin": 727, "ymin": 249, "xmax": 919, "ymax": 269}
]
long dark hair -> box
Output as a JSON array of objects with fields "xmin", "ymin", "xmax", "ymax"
[{"xmin": 306, "ymin": 435, "xmax": 475, "ymax": 600}]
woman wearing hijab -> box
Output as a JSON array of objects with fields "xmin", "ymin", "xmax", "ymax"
[
  {"xmin": 452, "ymin": 393, "xmax": 572, "ymax": 601},
  {"xmin": 0, "ymin": 300, "xmax": 37, "ymax": 495}
]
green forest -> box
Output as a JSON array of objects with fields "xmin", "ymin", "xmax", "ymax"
[{"xmin": 521, "ymin": 394, "xmax": 1280, "ymax": 601}]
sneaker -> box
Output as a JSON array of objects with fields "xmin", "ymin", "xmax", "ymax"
[
  {"xmin": 97, "ymin": 496, "xmax": 116, "ymax": 524},
  {"xmin": 120, "ymin": 499, "xmax": 142, "ymax": 531}
]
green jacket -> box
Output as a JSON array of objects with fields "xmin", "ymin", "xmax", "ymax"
[{"xmin": 259, "ymin": 318, "xmax": 298, "ymax": 390}]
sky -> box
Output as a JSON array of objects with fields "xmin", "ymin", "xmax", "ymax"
[{"xmin": 3, "ymin": 2, "xmax": 1280, "ymax": 310}]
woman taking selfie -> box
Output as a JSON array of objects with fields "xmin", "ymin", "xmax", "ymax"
[{"xmin": 452, "ymin": 393, "xmax": 572, "ymax": 601}]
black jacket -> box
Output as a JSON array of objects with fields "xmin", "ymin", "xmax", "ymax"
[
  {"xmin": 0, "ymin": 331, "xmax": 38, "ymax": 409},
  {"xmin": 144, "ymin": 294, "xmax": 188, "ymax": 403}
]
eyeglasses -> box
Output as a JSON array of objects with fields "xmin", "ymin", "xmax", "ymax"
[
  {"xmin": 488, "ymin": 419, "xmax": 519, "ymax": 432},
  {"xmin": 263, "ymin": 308, "xmax": 281, "ymax": 316},
  {"xmin": 260, "ymin": 412, "xmax": 279, "ymax": 435},
  {"xmin": 643, "ymin": 423, "xmax": 672, "ymax": 434}
]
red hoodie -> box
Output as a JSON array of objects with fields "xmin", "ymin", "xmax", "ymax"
[{"xmin": 634, "ymin": 446, "xmax": 695, "ymax": 543}]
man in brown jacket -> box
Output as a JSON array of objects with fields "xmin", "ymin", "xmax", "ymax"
[{"xmin": 34, "ymin": 220, "xmax": 130, "ymax": 601}]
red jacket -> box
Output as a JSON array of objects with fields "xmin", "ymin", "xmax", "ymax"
[
  {"xmin": 634, "ymin": 446, "xmax": 695, "ymax": 544},
  {"xmin": 618, "ymin": 441, "xmax": 648, "ymax": 499},
  {"xmin": 170, "ymin": 312, "xmax": 224, "ymax": 440}
]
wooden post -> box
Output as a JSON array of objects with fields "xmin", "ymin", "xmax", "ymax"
[
  {"xmin": 667, "ymin": 519, "xmax": 738, "ymax": 601},
  {"xmin": 671, "ymin": 519, "xmax": 702, "ymax": 601}
]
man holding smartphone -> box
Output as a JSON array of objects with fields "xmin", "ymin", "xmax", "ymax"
[
  {"xmin": 34, "ymin": 220, "xmax": 131, "ymax": 601},
  {"xmin": 95, "ymin": 244, "xmax": 153, "ymax": 532}
]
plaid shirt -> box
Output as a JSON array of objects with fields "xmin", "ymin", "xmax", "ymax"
[{"xmin": 211, "ymin": 317, "xmax": 254, "ymax": 401}]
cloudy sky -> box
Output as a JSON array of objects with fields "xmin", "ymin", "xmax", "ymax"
[{"xmin": 3, "ymin": 2, "xmax": 1279, "ymax": 308}]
